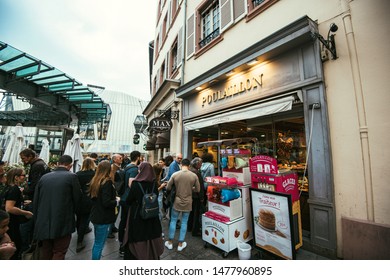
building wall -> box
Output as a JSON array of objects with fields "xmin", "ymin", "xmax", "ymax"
[
  {"xmin": 150, "ymin": 0, "xmax": 390, "ymax": 258},
  {"xmin": 147, "ymin": 0, "xmax": 187, "ymax": 162},
  {"xmin": 325, "ymin": 0, "xmax": 390, "ymax": 257},
  {"xmin": 183, "ymin": 0, "xmax": 339, "ymax": 83}
]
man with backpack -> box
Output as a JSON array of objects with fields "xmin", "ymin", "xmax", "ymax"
[
  {"xmin": 19, "ymin": 148, "xmax": 51, "ymax": 252},
  {"xmin": 118, "ymin": 150, "xmax": 141, "ymax": 256}
]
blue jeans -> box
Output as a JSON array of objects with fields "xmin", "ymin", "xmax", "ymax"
[
  {"xmin": 168, "ymin": 208, "xmax": 190, "ymax": 242},
  {"xmin": 158, "ymin": 191, "xmax": 163, "ymax": 221},
  {"xmin": 92, "ymin": 223, "xmax": 110, "ymax": 260}
]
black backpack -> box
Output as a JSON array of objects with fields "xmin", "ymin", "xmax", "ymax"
[
  {"xmin": 114, "ymin": 165, "xmax": 137, "ymax": 196},
  {"xmin": 137, "ymin": 181, "xmax": 159, "ymax": 220}
]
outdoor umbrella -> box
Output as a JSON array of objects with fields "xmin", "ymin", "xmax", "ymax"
[
  {"xmin": 2, "ymin": 123, "xmax": 25, "ymax": 165},
  {"xmin": 40, "ymin": 138, "xmax": 50, "ymax": 164},
  {"xmin": 64, "ymin": 133, "xmax": 84, "ymax": 173}
]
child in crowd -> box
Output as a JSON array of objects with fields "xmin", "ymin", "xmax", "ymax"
[{"xmin": 0, "ymin": 209, "xmax": 17, "ymax": 260}]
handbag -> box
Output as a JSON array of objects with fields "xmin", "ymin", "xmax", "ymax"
[{"xmin": 21, "ymin": 241, "xmax": 40, "ymax": 260}]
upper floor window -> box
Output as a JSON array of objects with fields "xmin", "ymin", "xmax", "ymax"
[
  {"xmin": 252, "ymin": 0, "xmax": 265, "ymax": 7},
  {"xmin": 199, "ymin": 1, "xmax": 220, "ymax": 48},
  {"xmin": 155, "ymin": 34, "xmax": 160, "ymax": 60},
  {"xmin": 153, "ymin": 76, "xmax": 157, "ymax": 96},
  {"xmin": 171, "ymin": 41, "xmax": 178, "ymax": 75},
  {"xmin": 247, "ymin": 0, "xmax": 279, "ymax": 21},
  {"xmin": 160, "ymin": 61, "xmax": 165, "ymax": 86},
  {"xmin": 162, "ymin": 14, "xmax": 168, "ymax": 40}
]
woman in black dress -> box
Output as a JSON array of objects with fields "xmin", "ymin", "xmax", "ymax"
[{"xmin": 4, "ymin": 167, "xmax": 33, "ymax": 259}]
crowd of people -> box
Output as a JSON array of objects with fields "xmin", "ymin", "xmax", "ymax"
[{"xmin": 0, "ymin": 149, "xmax": 216, "ymax": 260}]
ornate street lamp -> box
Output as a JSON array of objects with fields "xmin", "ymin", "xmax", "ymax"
[{"xmin": 133, "ymin": 115, "xmax": 147, "ymax": 134}]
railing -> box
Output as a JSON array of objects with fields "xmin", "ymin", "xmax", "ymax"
[
  {"xmin": 253, "ymin": 0, "xmax": 265, "ymax": 8},
  {"xmin": 199, "ymin": 28, "xmax": 220, "ymax": 48}
]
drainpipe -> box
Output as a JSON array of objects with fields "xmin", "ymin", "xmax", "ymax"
[
  {"xmin": 176, "ymin": 0, "xmax": 187, "ymax": 154},
  {"xmin": 180, "ymin": 0, "xmax": 187, "ymax": 87},
  {"xmin": 340, "ymin": 0, "xmax": 374, "ymax": 221}
]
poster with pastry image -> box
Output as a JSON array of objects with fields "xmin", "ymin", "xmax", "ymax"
[{"xmin": 249, "ymin": 188, "xmax": 295, "ymax": 260}]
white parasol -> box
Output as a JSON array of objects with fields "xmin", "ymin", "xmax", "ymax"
[
  {"xmin": 40, "ymin": 138, "xmax": 50, "ymax": 164},
  {"xmin": 64, "ymin": 133, "xmax": 84, "ymax": 173},
  {"xmin": 2, "ymin": 123, "xmax": 26, "ymax": 164}
]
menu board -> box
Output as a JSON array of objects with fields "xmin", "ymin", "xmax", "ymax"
[{"xmin": 250, "ymin": 188, "xmax": 295, "ymax": 260}]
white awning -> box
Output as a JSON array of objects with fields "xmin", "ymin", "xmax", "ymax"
[
  {"xmin": 85, "ymin": 140, "xmax": 132, "ymax": 154},
  {"xmin": 184, "ymin": 95, "xmax": 295, "ymax": 131}
]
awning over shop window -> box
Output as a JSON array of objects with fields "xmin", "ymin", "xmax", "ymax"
[
  {"xmin": 145, "ymin": 135, "xmax": 157, "ymax": 151},
  {"xmin": 155, "ymin": 132, "xmax": 170, "ymax": 149},
  {"xmin": 86, "ymin": 140, "xmax": 132, "ymax": 154},
  {"xmin": 184, "ymin": 95, "xmax": 295, "ymax": 131},
  {"xmin": 197, "ymin": 137, "xmax": 258, "ymax": 148}
]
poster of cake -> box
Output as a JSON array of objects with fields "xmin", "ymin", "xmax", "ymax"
[{"xmin": 250, "ymin": 188, "xmax": 295, "ymax": 260}]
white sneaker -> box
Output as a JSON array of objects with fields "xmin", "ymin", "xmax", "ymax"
[
  {"xmin": 164, "ymin": 241, "xmax": 173, "ymax": 250},
  {"xmin": 177, "ymin": 242, "xmax": 187, "ymax": 252}
]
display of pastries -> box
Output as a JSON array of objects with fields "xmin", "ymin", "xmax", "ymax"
[{"xmin": 259, "ymin": 209, "xmax": 275, "ymax": 231}]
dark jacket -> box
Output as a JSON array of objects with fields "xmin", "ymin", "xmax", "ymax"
[
  {"xmin": 33, "ymin": 167, "xmax": 81, "ymax": 240},
  {"xmin": 189, "ymin": 166, "xmax": 205, "ymax": 201},
  {"xmin": 90, "ymin": 179, "xmax": 117, "ymax": 225},
  {"xmin": 125, "ymin": 180, "xmax": 162, "ymax": 243},
  {"xmin": 24, "ymin": 158, "xmax": 47, "ymax": 200},
  {"xmin": 76, "ymin": 170, "xmax": 95, "ymax": 214}
]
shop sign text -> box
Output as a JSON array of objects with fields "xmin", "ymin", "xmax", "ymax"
[
  {"xmin": 202, "ymin": 74, "xmax": 263, "ymax": 107},
  {"xmin": 149, "ymin": 117, "xmax": 172, "ymax": 133}
]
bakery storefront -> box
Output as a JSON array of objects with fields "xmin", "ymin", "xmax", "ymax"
[{"xmin": 176, "ymin": 17, "xmax": 336, "ymax": 258}]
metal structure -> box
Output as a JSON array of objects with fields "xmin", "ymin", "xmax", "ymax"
[{"xmin": 0, "ymin": 41, "xmax": 108, "ymax": 126}]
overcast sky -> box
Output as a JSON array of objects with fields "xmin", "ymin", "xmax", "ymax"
[{"xmin": 0, "ymin": 0, "xmax": 157, "ymax": 101}]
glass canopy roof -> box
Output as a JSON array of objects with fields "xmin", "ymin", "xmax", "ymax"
[{"xmin": 0, "ymin": 40, "xmax": 107, "ymax": 126}]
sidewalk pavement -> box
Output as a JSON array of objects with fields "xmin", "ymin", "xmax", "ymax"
[{"xmin": 65, "ymin": 217, "xmax": 329, "ymax": 260}]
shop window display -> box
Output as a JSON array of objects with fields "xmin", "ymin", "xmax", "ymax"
[{"xmin": 192, "ymin": 112, "xmax": 311, "ymax": 233}]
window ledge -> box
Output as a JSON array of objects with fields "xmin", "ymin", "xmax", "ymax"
[
  {"xmin": 246, "ymin": 0, "xmax": 279, "ymax": 22},
  {"xmin": 194, "ymin": 35, "xmax": 224, "ymax": 59}
]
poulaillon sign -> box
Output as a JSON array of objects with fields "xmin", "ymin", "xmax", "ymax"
[{"xmin": 149, "ymin": 117, "xmax": 172, "ymax": 133}]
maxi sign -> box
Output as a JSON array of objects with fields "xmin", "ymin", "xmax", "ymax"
[{"xmin": 149, "ymin": 117, "xmax": 172, "ymax": 133}]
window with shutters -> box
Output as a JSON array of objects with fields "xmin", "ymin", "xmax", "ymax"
[
  {"xmin": 170, "ymin": 40, "xmax": 178, "ymax": 77},
  {"xmin": 157, "ymin": 0, "xmax": 162, "ymax": 21},
  {"xmin": 160, "ymin": 61, "xmax": 166, "ymax": 86},
  {"xmin": 171, "ymin": 0, "xmax": 181, "ymax": 24},
  {"xmin": 162, "ymin": 14, "xmax": 168, "ymax": 41},
  {"xmin": 199, "ymin": 0, "xmax": 220, "ymax": 49},
  {"xmin": 153, "ymin": 76, "xmax": 157, "ymax": 96},
  {"xmin": 247, "ymin": 0, "xmax": 279, "ymax": 21},
  {"xmin": 155, "ymin": 34, "xmax": 160, "ymax": 61}
]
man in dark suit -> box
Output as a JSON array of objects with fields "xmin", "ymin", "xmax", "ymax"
[{"xmin": 33, "ymin": 155, "xmax": 81, "ymax": 260}]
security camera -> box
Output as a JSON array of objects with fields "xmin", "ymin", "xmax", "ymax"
[{"xmin": 329, "ymin": 23, "xmax": 338, "ymax": 33}]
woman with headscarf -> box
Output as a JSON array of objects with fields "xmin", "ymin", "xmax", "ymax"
[{"xmin": 123, "ymin": 161, "xmax": 163, "ymax": 260}]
